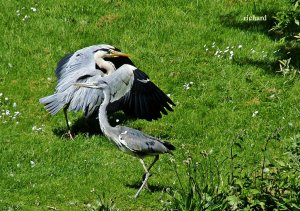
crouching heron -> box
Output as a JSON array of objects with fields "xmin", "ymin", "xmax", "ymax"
[
  {"xmin": 39, "ymin": 45, "xmax": 175, "ymax": 138},
  {"xmin": 75, "ymin": 64, "xmax": 175, "ymax": 198}
]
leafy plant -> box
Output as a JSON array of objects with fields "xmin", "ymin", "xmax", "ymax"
[
  {"xmin": 276, "ymin": 58, "xmax": 300, "ymax": 81},
  {"xmin": 164, "ymin": 148, "xmax": 228, "ymax": 210},
  {"xmin": 270, "ymin": 1, "xmax": 300, "ymax": 78},
  {"xmin": 271, "ymin": 0, "xmax": 300, "ymax": 39},
  {"xmin": 165, "ymin": 129, "xmax": 300, "ymax": 210},
  {"xmin": 89, "ymin": 192, "xmax": 119, "ymax": 211}
]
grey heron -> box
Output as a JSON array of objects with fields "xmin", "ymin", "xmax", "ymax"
[
  {"xmin": 75, "ymin": 64, "xmax": 175, "ymax": 198},
  {"xmin": 39, "ymin": 44, "xmax": 175, "ymax": 138}
]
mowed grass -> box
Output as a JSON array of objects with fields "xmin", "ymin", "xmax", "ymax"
[{"xmin": 0, "ymin": 0, "xmax": 298, "ymax": 210}]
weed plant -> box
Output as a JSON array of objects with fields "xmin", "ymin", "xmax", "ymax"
[{"xmin": 165, "ymin": 129, "xmax": 300, "ymax": 210}]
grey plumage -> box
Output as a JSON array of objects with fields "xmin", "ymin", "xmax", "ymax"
[
  {"xmin": 55, "ymin": 44, "xmax": 115, "ymax": 79},
  {"xmin": 75, "ymin": 65, "xmax": 175, "ymax": 198},
  {"xmin": 39, "ymin": 44, "xmax": 175, "ymax": 138},
  {"xmin": 40, "ymin": 45, "xmax": 118, "ymax": 117}
]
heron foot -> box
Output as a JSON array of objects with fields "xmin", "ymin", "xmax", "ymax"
[
  {"xmin": 134, "ymin": 172, "xmax": 150, "ymax": 198},
  {"xmin": 62, "ymin": 130, "xmax": 74, "ymax": 140}
]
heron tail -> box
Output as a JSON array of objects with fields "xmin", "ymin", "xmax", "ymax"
[
  {"xmin": 162, "ymin": 141, "xmax": 176, "ymax": 151},
  {"xmin": 39, "ymin": 94, "xmax": 65, "ymax": 115}
]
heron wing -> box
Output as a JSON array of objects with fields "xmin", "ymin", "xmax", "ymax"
[
  {"xmin": 66, "ymin": 64, "xmax": 135, "ymax": 117},
  {"xmin": 73, "ymin": 64, "xmax": 136, "ymax": 117},
  {"xmin": 42, "ymin": 44, "xmax": 175, "ymax": 121},
  {"xmin": 103, "ymin": 64, "xmax": 135, "ymax": 102},
  {"xmin": 40, "ymin": 65, "xmax": 104, "ymax": 116},
  {"xmin": 55, "ymin": 44, "xmax": 115, "ymax": 80},
  {"xmin": 109, "ymin": 68, "xmax": 176, "ymax": 121},
  {"xmin": 68, "ymin": 74, "xmax": 105, "ymax": 117},
  {"xmin": 41, "ymin": 44, "xmax": 134, "ymax": 117},
  {"xmin": 48, "ymin": 44, "xmax": 112, "ymax": 116},
  {"xmin": 118, "ymin": 126, "xmax": 175, "ymax": 156}
]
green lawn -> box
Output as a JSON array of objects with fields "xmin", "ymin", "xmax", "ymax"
[{"xmin": 1, "ymin": 0, "xmax": 299, "ymax": 210}]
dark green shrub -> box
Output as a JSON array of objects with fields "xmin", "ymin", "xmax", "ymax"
[{"xmin": 271, "ymin": 0, "xmax": 300, "ymax": 39}]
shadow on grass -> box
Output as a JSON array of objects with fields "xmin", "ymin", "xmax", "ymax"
[
  {"xmin": 232, "ymin": 44, "xmax": 300, "ymax": 73},
  {"xmin": 125, "ymin": 181, "xmax": 170, "ymax": 193},
  {"xmin": 52, "ymin": 117, "xmax": 101, "ymax": 138},
  {"xmin": 233, "ymin": 58, "xmax": 279, "ymax": 74},
  {"xmin": 219, "ymin": 10, "xmax": 279, "ymax": 40},
  {"xmin": 52, "ymin": 110, "xmax": 172, "ymax": 140},
  {"xmin": 220, "ymin": 9, "xmax": 300, "ymax": 72},
  {"xmin": 52, "ymin": 111, "xmax": 134, "ymax": 138},
  {"xmin": 278, "ymin": 45, "xmax": 300, "ymax": 67}
]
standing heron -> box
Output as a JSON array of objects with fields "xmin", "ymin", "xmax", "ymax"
[
  {"xmin": 39, "ymin": 44, "xmax": 175, "ymax": 138},
  {"xmin": 75, "ymin": 64, "xmax": 175, "ymax": 198}
]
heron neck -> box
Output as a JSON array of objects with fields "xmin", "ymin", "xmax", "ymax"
[
  {"xmin": 98, "ymin": 89, "xmax": 117, "ymax": 140},
  {"xmin": 95, "ymin": 58, "xmax": 115, "ymax": 75}
]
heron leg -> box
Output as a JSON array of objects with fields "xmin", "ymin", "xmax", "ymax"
[
  {"xmin": 147, "ymin": 155, "xmax": 159, "ymax": 172},
  {"xmin": 63, "ymin": 107, "xmax": 74, "ymax": 140},
  {"xmin": 134, "ymin": 159, "xmax": 150, "ymax": 198},
  {"xmin": 142, "ymin": 155, "xmax": 159, "ymax": 181},
  {"xmin": 135, "ymin": 156, "xmax": 159, "ymax": 198}
]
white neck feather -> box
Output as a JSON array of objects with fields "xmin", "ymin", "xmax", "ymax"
[{"xmin": 95, "ymin": 57, "xmax": 116, "ymax": 75}]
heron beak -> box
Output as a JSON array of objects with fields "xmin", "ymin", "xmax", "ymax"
[{"xmin": 110, "ymin": 50, "xmax": 130, "ymax": 58}]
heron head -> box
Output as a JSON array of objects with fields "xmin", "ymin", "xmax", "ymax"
[{"xmin": 93, "ymin": 47, "xmax": 130, "ymax": 59}]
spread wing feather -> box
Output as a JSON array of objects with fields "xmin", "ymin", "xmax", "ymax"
[
  {"xmin": 40, "ymin": 44, "xmax": 176, "ymax": 120},
  {"xmin": 111, "ymin": 69, "xmax": 175, "ymax": 120},
  {"xmin": 55, "ymin": 44, "xmax": 114, "ymax": 80}
]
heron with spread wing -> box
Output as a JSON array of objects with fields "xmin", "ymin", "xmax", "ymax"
[
  {"xmin": 75, "ymin": 64, "xmax": 175, "ymax": 198},
  {"xmin": 39, "ymin": 44, "xmax": 175, "ymax": 138}
]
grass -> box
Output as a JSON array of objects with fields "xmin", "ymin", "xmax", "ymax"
[{"xmin": 0, "ymin": 0, "xmax": 299, "ymax": 210}]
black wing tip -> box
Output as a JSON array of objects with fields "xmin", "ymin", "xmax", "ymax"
[
  {"xmin": 121, "ymin": 90, "xmax": 175, "ymax": 121},
  {"xmin": 114, "ymin": 68, "xmax": 176, "ymax": 121},
  {"xmin": 134, "ymin": 68, "xmax": 149, "ymax": 79},
  {"xmin": 168, "ymin": 98, "xmax": 176, "ymax": 107},
  {"xmin": 163, "ymin": 141, "xmax": 176, "ymax": 151}
]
